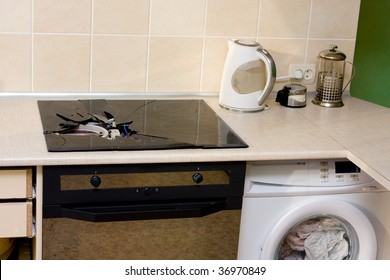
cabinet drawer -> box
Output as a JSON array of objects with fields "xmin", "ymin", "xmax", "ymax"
[
  {"xmin": 0, "ymin": 202, "xmax": 34, "ymax": 238},
  {"xmin": 0, "ymin": 168, "xmax": 33, "ymax": 199}
]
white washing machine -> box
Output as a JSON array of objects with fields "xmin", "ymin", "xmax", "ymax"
[{"xmin": 237, "ymin": 159, "xmax": 390, "ymax": 260}]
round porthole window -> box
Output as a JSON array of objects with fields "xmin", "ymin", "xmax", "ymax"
[
  {"xmin": 275, "ymin": 215, "xmax": 358, "ymax": 260},
  {"xmin": 260, "ymin": 199, "xmax": 377, "ymax": 260}
]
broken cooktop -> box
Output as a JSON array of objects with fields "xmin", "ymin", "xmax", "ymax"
[{"xmin": 37, "ymin": 99, "xmax": 248, "ymax": 152}]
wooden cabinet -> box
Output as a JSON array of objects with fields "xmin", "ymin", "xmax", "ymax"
[{"xmin": 0, "ymin": 168, "xmax": 35, "ymax": 238}]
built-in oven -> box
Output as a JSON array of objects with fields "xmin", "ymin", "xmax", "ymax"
[
  {"xmin": 38, "ymin": 98, "xmax": 248, "ymax": 259},
  {"xmin": 42, "ymin": 161, "xmax": 246, "ymax": 260}
]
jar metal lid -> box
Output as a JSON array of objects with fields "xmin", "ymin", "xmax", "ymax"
[
  {"xmin": 318, "ymin": 45, "xmax": 346, "ymax": 61},
  {"xmin": 284, "ymin": 83, "xmax": 307, "ymax": 94}
]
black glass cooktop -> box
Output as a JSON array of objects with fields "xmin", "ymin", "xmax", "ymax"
[{"xmin": 37, "ymin": 99, "xmax": 248, "ymax": 152}]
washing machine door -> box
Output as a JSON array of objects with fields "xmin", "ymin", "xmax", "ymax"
[{"xmin": 261, "ymin": 199, "xmax": 377, "ymax": 260}]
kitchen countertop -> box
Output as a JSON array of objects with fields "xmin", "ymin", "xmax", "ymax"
[{"xmin": 1, "ymin": 93, "xmax": 390, "ymax": 189}]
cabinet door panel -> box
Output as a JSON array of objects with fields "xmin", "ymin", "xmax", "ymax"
[
  {"xmin": 0, "ymin": 202, "xmax": 34, "ymax": 238},
  {"xmin": 0, "ymin": 169, "xmax": 33, "ymax": 199}
]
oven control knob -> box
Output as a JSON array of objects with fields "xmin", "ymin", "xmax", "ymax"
[
  {"xmin": 143, "ymin": 187, "xmax": 152, "ymax": 195},
  {"xmin": 192, "ymin": 173, "xmax": 204, "ymax": 184},
  {"xmin": 90, "ymin": 175, "xmax": 101, "ymax": 188}
]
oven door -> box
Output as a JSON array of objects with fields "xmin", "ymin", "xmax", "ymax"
[{"xmin": 42, "ymin": 161, "xmax": 245, "ymax": 259}]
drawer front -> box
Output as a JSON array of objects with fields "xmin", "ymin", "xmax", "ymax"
[
  {"xmin": 0, "ymin": 202, "xmax": 34, "ymax": 238},
  {"xmin": 0, "ymin": 168, "xmax": 33, "ymax": 199}
]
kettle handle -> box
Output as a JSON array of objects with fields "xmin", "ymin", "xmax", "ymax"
[{"xmin": 256, "ymin": 48, "xmax": 276, "ymax": 107}]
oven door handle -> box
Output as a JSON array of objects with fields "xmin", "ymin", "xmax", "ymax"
[{"xmin": 60, "ymin": 200, "xmax": 227, "ymax": 222}]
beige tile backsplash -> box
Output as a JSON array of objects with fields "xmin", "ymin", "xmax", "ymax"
[
  {"xmin": 258, "ymin": 0, "xmax": 311, "ymax": 38},
  {"xmin": 33, "ymin": 35, "xmax": 91, "ymax": 92},
  {"xmin": 0, "ymin": 0, "xmax": 361, "ymax": 93},
  {"xmin": 93, "ymin": 0, "xmax": 150, "ymax": 35},
  {"xmin": 34, "ymin": 0, "xmax": 92, "ymax": 34},
  {"xmin": 91, "ymin": 36, "xmax": 148, "ymax": 92}
]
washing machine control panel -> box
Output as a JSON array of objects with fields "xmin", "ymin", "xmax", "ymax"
[
  {"xmin": 245, "ymin": 159, "xmax": 385, "ymax": 198},
  {"xmin": 309, "ymin": 159, "xmax": 372, "ymax": 186},
  {"xmin": 246, "ymin": 159, "xmax": 379, "ymax": 187}
]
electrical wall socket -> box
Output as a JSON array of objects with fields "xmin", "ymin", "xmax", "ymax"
[{"xmin": 289, "ymin": 64, "xmax": 316, "ymax": 85}]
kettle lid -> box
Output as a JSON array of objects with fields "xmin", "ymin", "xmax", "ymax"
[
  {"xmin": 318, "ymin": 45, "xmax": 346, "ymax": 61},
  {"xmin": 234, "ymin": 39, "xmax": 261, "ymax": 47}
]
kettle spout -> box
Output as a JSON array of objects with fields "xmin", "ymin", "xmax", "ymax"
[{"xmin": 228, "ymin": 38, "xmax": 236, "ymax": 48}]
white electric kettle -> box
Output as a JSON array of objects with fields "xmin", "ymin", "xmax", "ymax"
[{"xmin": 219, "ymin": 39, "xmax": 276, "ymax": 112}]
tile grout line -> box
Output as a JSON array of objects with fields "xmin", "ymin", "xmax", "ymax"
[
  {"xmin": 304, "ymin": 0, "xmax": 314, "ymax": 63},
  {"xmin": 0, "ymin": 30, "xmax": 356, "ymax": 42},
  {"xmin": 31, "ymin": 0, "xmax": 34, "ymax": 92},
  {"xmin": 199, "ymin": 0, "xmax": 208, "ymax": 93},
  {"xmin": 89, "ymin": 0, "xmax": 95, "ymax": 93},
  {"xmin": 145, "ymin": 0, "xmax": 153, "ymax": 93},
  {"xmin": 256, "ymin": 0, "xmax": 262, "ymax": 39}
]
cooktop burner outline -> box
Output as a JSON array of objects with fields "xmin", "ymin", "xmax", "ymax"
[{"xmin": 38, "ymin": 99, "xmax": 248, "ymax": 152}]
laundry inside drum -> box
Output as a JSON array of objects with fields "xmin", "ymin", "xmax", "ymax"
[{"xmin": 276, "ymin": 215, "xmax": 359, "ymax": 260}]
